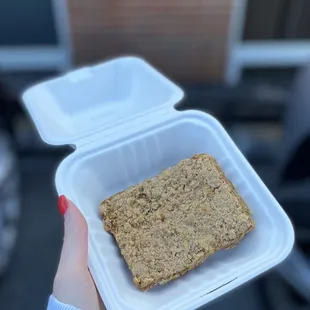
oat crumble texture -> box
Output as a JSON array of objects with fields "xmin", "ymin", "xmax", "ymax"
[{"xmin": 100, "ymin": 154, "xmax": 255, "ymax": 291}]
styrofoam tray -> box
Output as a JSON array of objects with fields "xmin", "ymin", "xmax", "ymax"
[{"xmin": 22, "ymin": 57, "xmax": 294, "ymax": 310}]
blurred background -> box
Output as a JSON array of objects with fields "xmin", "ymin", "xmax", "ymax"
[{"xmin": 1, "ymin": 0, "xmax": 310, "ymax": 309}]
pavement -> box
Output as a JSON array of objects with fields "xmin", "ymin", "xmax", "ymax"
[{"xmin": 1, "ymin": 67, "xmax": 309, "ymax": 310}]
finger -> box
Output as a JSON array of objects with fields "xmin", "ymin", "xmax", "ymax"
[
  {"xmin": 53, "ymin": 196, "xmax": 101, "ymax": 310},
  {"xmin": 57, "ymin": 196, "xmax": 88, "ymax": 273}
]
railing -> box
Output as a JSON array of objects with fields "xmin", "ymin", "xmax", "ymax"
[{"xmin": 226, "ymin": 0, "xmax": 310, "ymax": 85}]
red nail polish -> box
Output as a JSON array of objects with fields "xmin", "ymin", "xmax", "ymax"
[{"xmin": 58, "ymin": 195, "xmax": 68, "ymax": 215}]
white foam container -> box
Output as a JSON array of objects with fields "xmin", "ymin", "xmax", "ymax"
[{"xmin": 22, "ymin": 56, "xmax": 294, "ymax": 310}]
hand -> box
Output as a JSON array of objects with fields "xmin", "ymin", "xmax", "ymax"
[{"xmin": 53, "ymin": 195, "xmax": 105, "ymax": 310}]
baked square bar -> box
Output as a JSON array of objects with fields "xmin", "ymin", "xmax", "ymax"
[{"xmin": 100, "ymin": 154, "xmax": 255, "ymax": 291}]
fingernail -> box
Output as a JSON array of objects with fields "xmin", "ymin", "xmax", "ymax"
[{"xmin": 58, "ymin": 195, "xmax": 68, "ymax": 215}]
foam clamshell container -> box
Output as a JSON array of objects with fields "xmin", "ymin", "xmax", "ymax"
[{"xmin": 22, "ymin": 57, "xmax": 294, "ymax": 310}]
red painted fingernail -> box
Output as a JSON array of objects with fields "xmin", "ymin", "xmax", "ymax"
[{"xmin": 58, "ymin": 195, "xmax": 68, "ymax": 215}]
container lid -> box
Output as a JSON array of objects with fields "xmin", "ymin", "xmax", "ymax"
[{"xmin": 22, "ymin": 57, "xmax": 184, "ymax": 146}]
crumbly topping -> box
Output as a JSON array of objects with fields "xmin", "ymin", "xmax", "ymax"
[{"xmin": 100, "ymin": 154, "xmax": 255, "ymax": 291}]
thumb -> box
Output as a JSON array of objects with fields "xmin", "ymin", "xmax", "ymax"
[
  {"xmin": 57, "ymin": 195, "xmax": 88, "ymax": 273},
  {"xmin": 53, "ymin": 196, "xmax": 101, "ymax": 310}
]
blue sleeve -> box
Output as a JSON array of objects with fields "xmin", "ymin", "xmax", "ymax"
[{"xmin": 47, "ymin": 295, "xmax": 81, "ymax": 310}]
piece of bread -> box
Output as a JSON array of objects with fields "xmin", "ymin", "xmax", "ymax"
[{"xmin": 100, "ymin": 154, "xmax": 255, "ymax": 291}]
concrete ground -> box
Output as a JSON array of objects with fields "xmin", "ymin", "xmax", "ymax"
[{"xmin": 0, "ymin": 71, "xmax": 308, "ymax": 309}]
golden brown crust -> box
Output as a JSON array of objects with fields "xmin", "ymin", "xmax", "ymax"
[{"xmin": 100, "ymin": 154, "xmax": 255, "ymax": 291}]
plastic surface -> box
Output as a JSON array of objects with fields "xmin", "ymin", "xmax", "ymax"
[
  {"xmin": 22, "ymin": 57, "xmax": 294, "ymax": 310},
  {"xmin": 22, "ymin": 57, "xmax": 183, "ymax": 146}
]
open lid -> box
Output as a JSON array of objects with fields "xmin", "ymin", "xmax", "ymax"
[{"xmin": 22, "ymin": 57, "xmax": 184, "ymax": 146}]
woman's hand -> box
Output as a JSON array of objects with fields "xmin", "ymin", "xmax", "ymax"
[{"xmin": 53, "ymin": 195, "xmax": 105, "ymax": 310}]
